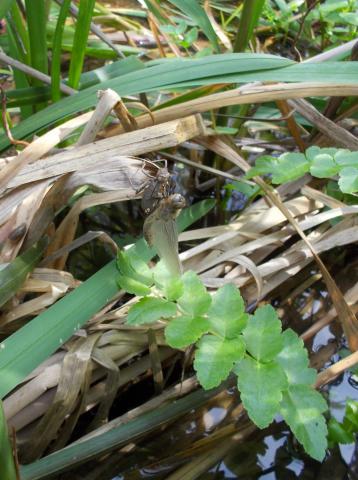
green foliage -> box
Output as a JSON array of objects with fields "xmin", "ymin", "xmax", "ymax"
[
  {"xmin": 247, "ymin": 146, "xmax": 358, "ymax": 194},
  {"xmin": 0, "ymin": 237, "xmax": 48, "ymax": 308},
  {"xmin": 118, "ymin": 255, "xmax": 328, "ymax": 460},
  {"xmin": 247, "ymin": 152, "xmax": 310, "ymax": 184},
  {"xmin": 67, "ymin": 0, "xmax": 96, "ymax": 89},
  {"xmin": 177, "ymin": 270, "xmax": 212, "ymax": 316},
  {"xmin": 161, "ymin": 20, "xmax": 199, "ymax": 49},
  {"xmin": 207, "ymin": 284, "xmax": 248, "ymax": 338},
  {"xmin": 338, "ymin": 167, "xmax": 358, "ymax": 194},
  {"xmin": 276, "ymin": 330, "xmax": 317, "ymax": 385},
  {"xmin": 51, "ymin": 0, "xmax": 72, "ymax": 102},
  {"xmin": 233, "ymin": 0, "xmax": 266, "ymax": 52},
  {"xmin": 0, "ymin": 0, "xmax": 13, "ymax": 19},
  {"xmin": 194, "ymin": 335, "xmax": 245, "ymax": 389},
  {"xmin": 153, "ymin": 262, "xmax": 184, "ymax": 301},
  {"xmin": 117, "ymin": 249, "xmax": 154, "ymax": 295},
  {"xmin": 280, "ymin": 385, "xmax": 328, "ymax": 461},
  {"xmin": 242, "ymin": 305, "xmax": 283, "ymax": 361},
  {"xmin": 5, "ymin": 54, "xmax": 358, "ymax": 152},
  {"xmin": 235, "ymin": 357, "xmax": 287, "ymax": 428},
  {"xmin": 328, "ymin": 399, "xmax": 358, "ymax": 446},
  {"xmin": 0, "ymin": 400, "xmax": 17, "ymax": 480},
  {"xmin": 127, "ymin": 297, "xmax": 176, "ymax": 325},
  {"xmin": 167, "ymin": 0, "xmax": 220, "ymax": 52},
  {"xmin": 0, "ymin": 200, "xmax": 214, "ymax": 401},
  {"xmin": 165, "ymin": 315, "xmax": 210, "ymax": 348},
  {"xmin": 25, "ymin": 0, "xmax": 48, "ymax": 81}
]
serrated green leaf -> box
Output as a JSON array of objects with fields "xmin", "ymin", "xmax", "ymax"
[
  {"xmin": 246, "ymin": 155, "xmax": 278, "ymax": 178},
  {"xmin": 235, "ymin": 357, "xmax": 288, "ymax": 428},
  {"xmin": 0, "ymin": 199, "xmax": 212, "ymax": 400},
  {"xmin": 270, "ymin": 153, "xmax": 310, "ymax": 184},
  {"xmin": 127, "ymin": 297, "xmax": 176, "ymax": 325},
  {"xmin": 165, "ymin": 315, "xmax": 210, "ymax": 349},
  {"xmin": 345, "ymin": 400, "xmax": 358, "ymax": 429},
  {"xmin": 310, "ymin": 154, "xmax": 340, "ymax": 178},
  {"xmin": 117, "ymin": 274, "xmax": 151, "ymax": 296},
  {"xmin": 334, "ymin": 150, "xmax": 358, "ymax": 167},
  {"xmin": 280, "ymin": 385, "xmax": 328, "ymax": 461},
  {"xmin": 194, "ymin": 335, "xmax": 245, "ymax": 389},
  {"xmin": 338, "ymin": 167, "xmax": 358, "ymax": 193},
  {"xmin": 328, "ymin": 417, "xmax": 355, "ymax": 445},
  {"xmin": 153, "ymin": 261, "xmax": 184, "ymax": 301},
  {"xmin": 177, "ymin": 271, "xmax": 212, "ymax": 316},
  {"xmin": 117, "ymin": 250, "xmax": 153, "ymax": 287},
  {"xmin": 276, "ymin": 329, "xmax": 316, "ymax": 385},
  {"xmin": 243, "ymin": 305, "xmax": 283, "ymax": 362},
  {"xmin": 207, "ymin": 284, "xmax": 248, "ymax": 339},
  {"xmin": 247, "ymin": 153, "xmax": 310, "ymax": 184},
  {"xmin": 305, "ymin": 146, "xmax": 321, "ymax": 162}
]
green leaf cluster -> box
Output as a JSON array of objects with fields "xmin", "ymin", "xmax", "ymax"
[
  {"xmin": 118, "ymin": 258, "xmax": 328, "ymax": 461},
  {"xmin": 246, "ymin": 146, "xmax": 358, "ymax": 194},
  {"xmin": 161, "ymin": 20, "xmax": 199, "ymax": 49},
  {"xmin": 328, "ymin": 399, "xmax": 358, "ymax": 446}
]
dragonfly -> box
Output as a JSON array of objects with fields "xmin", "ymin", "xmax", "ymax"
[
  {"xmin": 135, "ymin": 159, "xmax": 176, "ymax": 216},
  {"xmin": 143, "ymin": 193, "xmax": 186, "ymax": 277}
]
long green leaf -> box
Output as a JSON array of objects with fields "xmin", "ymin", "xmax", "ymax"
[
  {"xmin": 8, "ymin": 1, "xmax": 30, "ymax": 64},
  {"xmin": 0, "ymin": 260, "xmax": 118, "ymax": 400},
  {"xmin": 0, "ymin": 53, "xmax": 292, "ymax": 150},
  {"xmin": 2, "ymin": 54, "xmax": 358, "ymax": 152},
  {"xmin": 0, "ymin": 401, "xmax": 17, "ymax": 480},
  {"xmin": 20, "ymin": 383, "xmax": 223, "ymax": 480},
  {"xmin": 154, "ymin": 62, "xmax": 358, "ymax": 89},
  {"xmin": 233, "ymin": 0, "xmax": 266, "ymax": 52},
  {"xmin": 6, "ymin": 56, "xmax": 144, "ymax": 108},
  {"xmin": 168, "ymin": 0, "xmax": 220, "ymax": 52},
  {"xmin": 24, "ymin": 0, "xmax": 48, "ymax": 82},
  {"xmin": 0, "ymin": 238, "xmax": 48, "ymax": 308},
  {"xmin": 0, "ymin": 200, "xmax": 215, "ymax": 399},
  {"xmin": 6, "ymin": 4, "xmax": 32, "ymax": 117},
  {"xmin": 51, "ymin": 0, "xmax": 72, "ymax": 102},
  {"xmin": 67, "ymin": 0, "xmax": 96, "ymax": 89}
]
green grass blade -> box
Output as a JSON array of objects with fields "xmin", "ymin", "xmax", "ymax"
[
  {"xmin": 5, "ymin": 56, "xmax": 143, "ymax": 108},
  {"xmin": 5, "ymin": 86, "xmax": 52, "ymax": 108},
  {"xmin": 3, "ymin": 54, "xmax": 358, "ymax": 152},
  {"xmin": 233, "ymin": 0, "xmax": 266, "ymax": 52},
  {"xmin": 8, "ymin": 1, "xmax": 30, "ymax": 64},
  {"xmin": 20, "ymin": 383, "xmax": 223, "ymax": 480},
  {"xmin": 168, "ymin": 61, "xmax": 358, "ymax": 87},
  {"xmin": 24, "ymin": 0, "xmax": 48, "ymax": 84},
  {"xmin": 51, "ymin": 0, "xmax": 71, "ymax": 102},
  {"xmin": 0, "ymin": 53, "xmax": 292, "ymax": 150},
  {"xmin": 5, "ymin": 21, "xmax": 32, "ymax": 118},
  {"xmin": 0, "ymin": 238, "xmax": 48, "ymax": 308},
  {"xmin": 0, "ymin": 401, "xmax": 17, "ymax": 480},
  {"xmin": 0, "ymin": 200, "xmax": 215, "ymax": 399},
  {"xmin": 67, "ymin": 0, "xmax": 96, "ymax": 89},
  {"xmin": 168, "ymin": 0, "xmax": 220, "ymax": 52}
]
